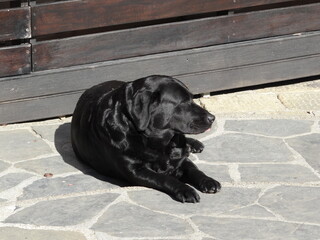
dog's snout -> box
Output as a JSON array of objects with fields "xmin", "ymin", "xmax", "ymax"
[{"xmin": 207, "ymin": 114, "xmax": 215, "ymax": 123}]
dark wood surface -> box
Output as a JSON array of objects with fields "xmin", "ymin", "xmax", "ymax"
[
  {"xmin": 2, "ymin": 52, "xmax": 320, "ymax": 124},
  {"xmin": 32, "ymin": 0, "xmax": 298, "ymax": 36},
  {"xmin": 32, "ymin": 2, "xmax": 320, "ymax": 71},
  {"xmin": 0, "ymin": 7, "xmax": 30, "ymax": 41},
  {"xmin": 0, "ymin": 45, "xmax": 31, "ymax": 78},
  {"xmin": 0, "ymin": 92, "xmax": 82, "ymax": 124},
  {"xmin": 1, "ymin": 1, "xmax": 320, "ymax": 123},
  {"xmin": 2, "ymin": 31, "xmax": 319, "ymax": 101}
]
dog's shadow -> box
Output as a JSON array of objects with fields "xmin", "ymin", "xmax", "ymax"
[{"xmin": 54, "ymin": 122, "xmax": 127, "ymax": 187}]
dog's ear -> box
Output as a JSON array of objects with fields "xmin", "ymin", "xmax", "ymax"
[{"xmin": 129, "ymin": 89, "xmax": 152, "ymax": 131}]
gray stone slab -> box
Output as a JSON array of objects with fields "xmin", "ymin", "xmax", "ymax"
[
  {"xmin": 32, "ymin": 124, "xmax": 61, "ymax": 143},
  {"xmin": 0, "ymin": 173, "xmax": 34, "ymax": 192},
  {"xmin": 198, "ymin": 133, "xmax": 294, "ymax": 163},
  {"xmin": 0, "ymin": 227, "xmax": 86, "ymax": 240},
  {"xmin": 259, "ymin": 186, "xmax": 320, "ymax": 224},
  {"xmin": 92, "ymin": 202, "xmax": 193, "ymax": 238},
  {"xmin": 0, "ymin": 130, "xmax": 53, "ymax": 162},
  {"xmin": 224, "ymin": 119, "xmax": 313, "ymax": 137},
  {"xmin": 225, "ymin": 204, "xmax": 275, "ymax": 218},
  {"xmin": 32, "ymin": 123, "xmax": 73, "ymax": 157},
  {"xmin": 6, "ymin": 193, "xmax": 119, "ymax": 226},
  {"xmin": 128, "ymin": 187, "xmax": 261, "ymax": 216},
  {"xmin": 14, "ymin": 155, "xmax": 87, "ymax": 175},
  {"xmin": 278, "ymin": 92, "xmax": 320, "ymax": 111},
  {"xmin": 19, "ymin": 173, "xmax": 121, "ymax": 200},
  {"xmin": 191, "ymin": 216, "xmax": 320, "ymax": 240},
  {"xmin": 197, "ymin": 164, "xmax": 232, "ymax": 182},
  {"xmin": 239, "ymin": 164, "xmax": 319, "ymax": 183},
  {"xmin": 0, "ymin": 160, "xmax": 10, "ymax": 173},
  {"xmin": 286, "ymin": 134, "xmax": 320, "ymax": 172}
]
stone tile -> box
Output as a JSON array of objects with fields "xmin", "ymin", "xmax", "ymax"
[
  {"xmin": 128, "ymin": 187, "xmax": 260, "ymax": 216},
  {"xmin": 0, "ymin": 227, "xmax": 86, "ymax": 240},
  {"xmin": 0, "ymin": 173, "xmax": 34, "ymax": 192},
  {"xmin": 14, "ymin": 155, "xmax": 86, "ymax": 175},
  {"xmin": 92, "ymin": 202, "xmax": 193, "ymax": 238},
  {"xmin": 33, "ymin": 123, "xmax": 72, "ymax": 157},
  {"xmin": 0, "ymin": 130, "xmax": 53, "ymax": 162},
  {"xmin": 259, "ymin": 186, "xmax": 320, "ymax": 224},
  {"xmin": 200, "ymin": 93, "xmax": 285, "ymax": 114},
  {"xmin": 239, "ymin": 164, "xmax": 319, "ymax": 183},
  {"xmin": 191, "ymin": 216, "xmax": 320, "ymax": 240},
  {"xmin": 6, "ymin": 193, "xmax": 119, "ymax": 226},
  {"xmin": 196, "ymin": 164, "xmax": 232, "ymax": 182},
  {"xmin": 224, "ymin": 119, "xmax": 313, "ymax": 137},
  {"xmin": 278, "ymin": 92, "xmax": 320, "ymax": 111},
  {"xmin": 225, "ymin": 204, "xmax": 275, "ymax": 218},
  {"xmin": 0, "ymin": 160, "xmax": 10, "ymax": 173},
  {"xmin": 198, "ymin": 133, "xmax": 294, "ymax": 163},
  {"xmin": 286, "ymin": 134, "xmax": 320, "ymax": 172},
  {"xmin": 19, "ymin": 174, "xmax": 121, "ymax": 200},
  {"xmin": 32, "ymin": 124, "xmax": 63, "ymax": 143}
]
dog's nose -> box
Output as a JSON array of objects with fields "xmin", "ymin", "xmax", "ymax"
[{"xmin": 207, "ymin": 114, "xmax": 215, "ymax": 123}]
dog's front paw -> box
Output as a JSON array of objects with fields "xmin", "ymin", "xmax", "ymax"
[
  {"xmin": 199, "ymin": 177, "xmax": 221, "ymax": 193},
  {"xmin": 186, "ymin": 138, "xmax": 204, "ymax": 153},
  {"xmin": 174, "ymin": 186, "xmax": 200, "ymax": 203}
]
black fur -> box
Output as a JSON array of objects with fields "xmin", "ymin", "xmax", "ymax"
[{"xmin": 71, "ymin": 75, "xmax": 221, "ymax": 203}]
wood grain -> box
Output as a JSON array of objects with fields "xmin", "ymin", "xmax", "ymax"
[
  {"xmin": 2, "ymin": 52, "xmax": 320, "ymax": 124},
  {"xmin": 0, "ymin": 45, "xmax": 31, "ymax": 78},
  {"xmin": 32, "ymin": 2, "xmax": 320, "ymax": 71},
  {"xmin": 2, "ymin": 31, "xmax": 320, "ymax": 102},
  {"xmin": 0, "ymin": 7, "xmax": 30, "ymax": 41},
  {"xmin": 32, "ymin": 0, "xmax": 297, "ymax": 36}
]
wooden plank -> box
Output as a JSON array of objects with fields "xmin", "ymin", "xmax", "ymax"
[
  {"xmin": 32, "ymin": 0, "xmax": 297, "ymax": 36},
  {"xmin": 0, "ymin": 7, "xmax": 30, "ymax": 41},
  {"xmin": 32, "ymin": 2, "xmax": 320, "ymax": 71},
  {"xmin": 0, "ymin": 44, "xmax": 31, "ymax": 78},
  {"xmin": 2, "ymin": 31, "xmax": 320, "ymax": 102},
  {"xmin": 2, "ymin": 52, "xmax": 320, "ymax": 124},
  {"xmin": 0, "ymin": 92, "xmax": 82, "ymax": 124},
  {"xmin": 180, "ymin": 54, "xmax": 320, "ymax": 93}
]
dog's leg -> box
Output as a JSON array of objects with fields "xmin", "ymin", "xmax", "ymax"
[
  {"xmin": 125, "ymin": 165, "xmax": 200, "ymax": 203},
  {"xmin": 180, "ymin": 158, "xmax": 221, "ymax": 193},
  {"xmin": 186, "ymin": 138, "xmax": 204, "ymax": 153}
]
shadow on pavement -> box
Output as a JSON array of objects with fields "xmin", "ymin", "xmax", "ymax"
[{"xmin": 54, "ymin": 122, "xmax": 127, "ymax": 187}]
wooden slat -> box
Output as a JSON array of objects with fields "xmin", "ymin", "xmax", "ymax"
[
  {"xmin": 2, "ymin": 53, "xmax": 320, "ymax": 124},
  {"xmin": 32, "ymin": 2, "xmax": 320, "ymax": 71},
  {"xmin": 2, "ymin": 31, "xmax": 320, "ymax": 102},
  {"xmin": 32, "ymin": 0, "xmax": 298, "ymax": 36},
  {"xmin": 181, "ymin": 54, "xmax": 320, "ymax": 94},
  {"xmin": 0, "ymin": 7, "xmax": 30, "ymax": 41},
  {"xmin": 0, "ymin": 92, "xmax": 82, "ymax": 124},
  {"xmin": 0, "ymin": 44, "xmax": 31, "ymax": 78}
]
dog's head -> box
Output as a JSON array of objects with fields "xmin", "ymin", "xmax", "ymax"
[{"xmin": 126, "ymin": 75, "xmax": 215, "ymax": 136}]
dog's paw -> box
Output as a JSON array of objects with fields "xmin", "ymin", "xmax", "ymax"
[
  {"xmin": 199, "ymin": 177, "xmax": 221, "ymax": 193},
  {"xmin": 186, "ymin": 138, "xmax": 204, "ymax": 153},
  {"xmin": 174, "ymin": 186, "xmax": 200, "ymax": 203}
]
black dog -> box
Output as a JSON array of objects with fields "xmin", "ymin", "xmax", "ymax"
[{"xmin": 71, "ymin": 75, "xmax": 221, "ymax": 203}]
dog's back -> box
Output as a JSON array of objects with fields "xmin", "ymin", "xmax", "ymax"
[{"xmin": 71, "ymin": 80, "xmax": 125, "ymax": 172}]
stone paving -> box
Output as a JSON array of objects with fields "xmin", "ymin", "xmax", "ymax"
[{"xmin": 0, "ymin": 115, "xmax": 319, "ymax": 240}]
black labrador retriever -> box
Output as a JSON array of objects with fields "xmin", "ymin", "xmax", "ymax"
[{"xmin": 71, "ymin": 75, "xmax": 221, "ymax": 203}]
